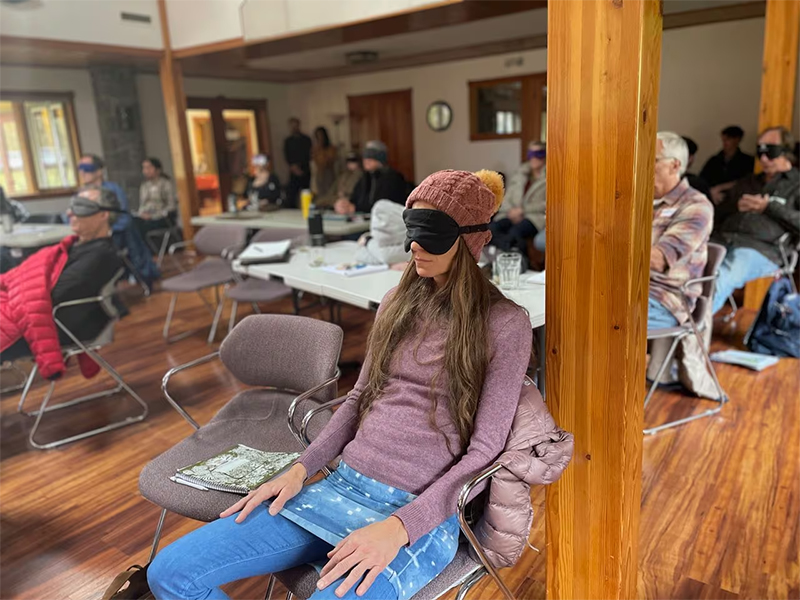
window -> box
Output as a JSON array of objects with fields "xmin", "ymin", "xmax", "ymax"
[
  {"xmin": 0, "ymin": 92, "xmax": 81, "ymax": 198},
  {"xmin": 469, "ymin": 73, "xmax": 547, "ymax": 159}
]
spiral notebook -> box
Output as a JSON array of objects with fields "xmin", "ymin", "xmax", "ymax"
[{"xmin": 175, "ymin": 445, "xmax": 300, "ymax": 494}]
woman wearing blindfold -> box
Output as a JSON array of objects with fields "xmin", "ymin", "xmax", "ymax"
[
  {"xmin": 149, "ymin": 170, "xmax": 533, "ymax": 600},
  {"xmin": 491, "ymin": 141, "xmax": 547, "ymax": 260}
]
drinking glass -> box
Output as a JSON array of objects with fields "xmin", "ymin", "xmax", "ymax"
[{"xmin": 496, "ymin": 252, "xmax": 521, "ymax": 290}]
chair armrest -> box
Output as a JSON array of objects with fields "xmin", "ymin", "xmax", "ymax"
[
  {"xmin": 299, "ymin": 393, "xmax": 348, "ymax": 447},
  {"xmin": 456, "ymin": 462, "xmax": 515, "ymax": 600},
  {"xmin": 680, "ymin": 273, "xmax": 719, "ymax": 295},
  {"xmin": 286, "ymin": 369, "xmax": 341, "ymax": 447},
  {"xmin": 221, "ymin": 244, "xmax": 244, "ymax": 261},
  {"xmin": 168, "ymin": 240, "xmax": 193, "ymax": 256},
  {"xmin": 52, "ymin": 295, "xmax": 113, "ymax": 349},
  {"xmin": 161, "ymin": 352, "xmax": 220, "ymax": 430}
]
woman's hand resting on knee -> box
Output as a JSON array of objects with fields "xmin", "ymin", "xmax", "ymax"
[
  {"xmin": 317, "ymin": 516, "xmax": 409, "ymax": 597},
  {"xmin": 220, "ymin": 463, "xmax": 307, "ymax": 524}
]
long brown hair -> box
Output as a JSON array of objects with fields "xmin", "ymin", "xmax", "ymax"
[{"xmin": 357, "ymin": 239, "xmax": 512, "ymax": 453}]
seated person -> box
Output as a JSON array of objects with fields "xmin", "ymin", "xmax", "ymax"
[
  {"xmin": 699, "ymin": 125, "xmax": 755, "ymax": 203},
  {"xmin": 315, "ymin": 151, "xmax": 363, "ymax": 209},
  {"xmin": 490, "ymin": 141, "xmax": 546, "ymax": 252},
  {"xmin": 711, "ymin": 127, "xmax": 799, "ymax": 314},
  {"xmin": 147, "ymin": 170, "xmax": 533, "ymax": 600},
  {"xmin": 244, "ymin": 154, "xmax": 281, "ymax": 208},
  {"xmin": 648, "ymin": 132, "xmax": 713, "ymax": 329},
  {"xmin": 682, "ymin": 136, "xmax": 712, "ymax": 201},
  {"xmin": 337, "ymin": 140, "xmax": 406, "ymax": 215},
  {"xmin": 80, "ymin": 153, "xmax": 159, "ymax": 284},
  {"xmin": 354, "ymin": 199, "xmax": 410, "ymax": 267},
  {"xmin": 0, "ymin": 187, "xmax": 124, "ymax": 379},
  {"xmin": 136, "ymin": 157, "xmax": 177, "ymax": 236}
]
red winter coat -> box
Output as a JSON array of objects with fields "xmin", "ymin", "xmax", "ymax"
[{"xmin": 0, "ymin": 236, "xmax": 99, "ymax": 380}]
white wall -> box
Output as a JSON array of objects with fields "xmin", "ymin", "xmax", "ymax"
[
  {"xmin": 137, "ymin": 74, "xmax": 293, "ymax": 181},
  {"xmin": 658, "ymin": 18, "xmax": 765, "ymax": 170},
  {"xmin": 165, "ymin": 0, "xmax": 243, "ymax": 49},
  {"xmin": 0, "ymin": 0, "xmax": 162, "ymax": 49},
  {"xmin": 286, "ymin": 17, "xmax": 768, "ymax": 182},
  {"xmin": 0, "ymin": 66, "xmax": 105, "ymax": 213}
]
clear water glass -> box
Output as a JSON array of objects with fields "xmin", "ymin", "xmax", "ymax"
[
  {"xmin": 497, "ymin": 252, "xmax": 522, "ymax": 290},
  {"xmin": 308, "ymin": 246, "xmax": 325, "ymax": 267}
]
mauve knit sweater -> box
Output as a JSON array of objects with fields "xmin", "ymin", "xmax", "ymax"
[{"xmin": 298, "ymin": 293, "xmax": 532, "ymax": 545}]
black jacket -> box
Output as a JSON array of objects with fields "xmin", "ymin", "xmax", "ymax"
[
  {"xmin": 245, "ymin": 174, "xmax": 281, "ymax": 204},
  {"xmin": 714, "ymin": 168, "xmax": 800, "ymax": 264},
  {"xmin": 349, "ymin": 167, "xmax": 407, "ymax": 213},
  {"xmin": 699, "ymin": 149, "xmax": 755, "ymax": 187},
  {"xmin": 51, "ymin": 238, "xmax": 123, "ymax": 344},
  {"xmin": 284, "ymin": 133, "xmax": 312, "ymax": 177}
]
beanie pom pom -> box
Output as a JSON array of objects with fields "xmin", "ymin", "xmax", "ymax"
[{"xmin": 474, "ymin": 170, "xmax": 504, "ymax": 211}]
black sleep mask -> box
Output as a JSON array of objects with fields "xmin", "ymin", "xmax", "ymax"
[
  {"xmin": 69, "ymin": 194, "xmax": 125, "ymax": 217},
  {"xmin": 756, "ymin": 143, "xmax": 787, "ymax": 160},
  {"xmin": 403, "ymin": 209, "xmax": 488, "ymax": 255}
]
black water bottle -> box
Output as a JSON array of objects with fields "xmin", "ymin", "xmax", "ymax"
[{"xmin": 307, "ymin": 204, "xmax": 324, "ymax": 247}]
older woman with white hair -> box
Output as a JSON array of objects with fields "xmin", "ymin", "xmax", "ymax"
[{"xmin": 245, "ymin": 154, "xmax": 282, "ymax": 208}]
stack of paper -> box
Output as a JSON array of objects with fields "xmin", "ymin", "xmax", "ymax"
[
  {"xmin": 710, "ymin": 349, "xmax": 779, "ymax": 372},
  {"xmin": 237, "ymin": 240, "xmax": 291, "ymax": 265}
]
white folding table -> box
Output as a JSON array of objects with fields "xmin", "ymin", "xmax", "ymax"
[
  {"xmin": 191, "ymin": 209, "xmax": 370, "ymax": 237},
  {"xmin": 0, "ymin": 224, "xmax": 73, "ymax": 249}
]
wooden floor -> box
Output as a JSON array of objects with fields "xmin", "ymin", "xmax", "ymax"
[{"xmin": 0, "ymin": 279, "xmax": 797, "ymax": 600}]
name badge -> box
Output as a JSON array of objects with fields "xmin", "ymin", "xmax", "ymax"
[{"xmin": 660, "ymin": 208, "xmax": 677, "ymax": 218}]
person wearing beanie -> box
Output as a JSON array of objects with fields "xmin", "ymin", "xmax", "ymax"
[
  {"xmin": 148, "ymin": 169, "xmax": 533, "ymax": 600},
  {"xmin": 315, "ymin": 151, "xmax": 362, "ymax": 209},
  {"xmin": 337, "ymin": 140, "xmax": 407, "ymax": 215}
]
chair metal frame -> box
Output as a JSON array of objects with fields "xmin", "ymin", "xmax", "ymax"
[
  {"xmin": 15, "ymin": 270, "xmax": 149, "ymax": 449},
  {"xmin": 162, "ymin": 239, "xmax": 243, "ymax": 344},
  {"xmin": 645, "ymin": 270, "xmax": 729, "ymax": 436},
  {"xmin": 144, "ymin": 212, "xmax": 182, "ymax": 270},
  {"xmin": 146, "ymin": 351, "xmax": 341, "ymax": 566},
  {"xmin": 287, "ymin": 398, "xmax": 520, "ymax": 600}
]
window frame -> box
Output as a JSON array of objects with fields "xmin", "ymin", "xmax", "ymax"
[
  {"xmin": 0, "ymin": 90, "xmax": 82, "ymax": 201},
  {"xmin": 468, "ymin": 73, "xmax": 547, "ymax": 159}
]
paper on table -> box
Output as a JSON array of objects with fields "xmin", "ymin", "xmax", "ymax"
[
  {"xmin": 320, "ymin": 263, "xmax": 389, "ymax": 277},
  {"xmin": 526, "ymin": 271, "xmax": 545, "ymax": 284},
  {"xmin": 237, "ymin": 240, "xmax": 291, "ymax": 265}
]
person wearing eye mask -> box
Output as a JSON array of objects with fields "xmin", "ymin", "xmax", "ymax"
[
  {"xmin": 148, "ymin": 169, "xmax": 537, "ymax": 600},
  {"xmin": 711, "ymin": 126, "xmax": 799, "ymax": 314},
  {"xmin": 0, "ymin": 187, "xmax": 123, "ymax": 377},
  {"xmin": 491, "ymin": 141, "xmax": 546, "ymax": 257}
]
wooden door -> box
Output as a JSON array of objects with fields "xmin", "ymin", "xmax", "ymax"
[
  {"xmin": 348, "ymin": 89, "xmax": 415, "ymax": 184},
  {"xmin": 186, "ymin": 97, "xmax": 271, "ymax": 214}
]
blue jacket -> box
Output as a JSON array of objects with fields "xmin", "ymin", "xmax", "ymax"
[{"xmin": 103, "ymin": 181, "xmax": 131, "ymax": 233}]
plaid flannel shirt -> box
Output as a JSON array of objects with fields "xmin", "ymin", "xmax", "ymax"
[{"xmin": 650, "ymin": 178, "xmax": 714, "ymax": 324}]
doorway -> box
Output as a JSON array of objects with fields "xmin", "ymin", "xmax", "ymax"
[
  {"xmin": 186, "ymin": 97, "xmax": 271, "ymax": 215},
  {"xmin": 348, "ymin": 89, "xmax": 415, "ymax": 184}
]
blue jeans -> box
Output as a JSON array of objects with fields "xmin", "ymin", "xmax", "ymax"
[
  {"xmin": 647, "ymin": 296, "xmax": 679, "ymax": 330},
  {"xmin": 712, "ymin": 247, "xmax": 779, "ymax": 314},
  {"xmin": 147, "ymin": 504, "xmax": 396, "ymax": 600}
]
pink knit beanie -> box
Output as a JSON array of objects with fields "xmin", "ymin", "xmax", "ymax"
[{"xmin": 406, "ymin": 169, "xmax": 504, "ymax": 260}]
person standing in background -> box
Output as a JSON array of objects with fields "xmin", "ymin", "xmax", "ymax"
[
  {"xmin": 136, "ymin": 157, "xmax": 176, "ymax": 238},
  {"xmin": 699, "ymin": 126, "xmax": 755, "ymax": 203},
  {"xmin": 312, "ymin": 126, "xmax": 337, "ymax": 199},
  {"xmin": 283, "ymin": 118, "xmax": 312, "ymax": 208}
]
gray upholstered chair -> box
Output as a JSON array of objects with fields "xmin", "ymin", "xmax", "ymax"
[
  {"xmin": 161, "ymin": 225, "xmax": 247, "ymax": 343},
  {"xmin": 15, "ymin": 269, "xmax": 148, "ymax": 449},
  {"xmin": 138, "ymin": 314, "xmax": 343, "ymax": 566},
  {"xmin": 219, "ymin": 227, "xmax": 305, "ymax": 335},
  {"xmin": 645, "ymin": 242, "xmax": 728, "ymax": 435}
]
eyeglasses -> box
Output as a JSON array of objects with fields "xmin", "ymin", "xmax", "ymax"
[{"xmin": 655, "ymin": 156, "xmax": 679, "ymax": 165}]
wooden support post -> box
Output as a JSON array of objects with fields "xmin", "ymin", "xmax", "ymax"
[
  {"xmin": 158, "ymin": 0, "xmax": 197, "ymax": 240},
  {"xmin": 743, "ymin": 0, "xmax": 799, "ymax": 310},
  {"xmin": 544, "ymin": 1, "xmax": 662, "ymax": 598}
]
